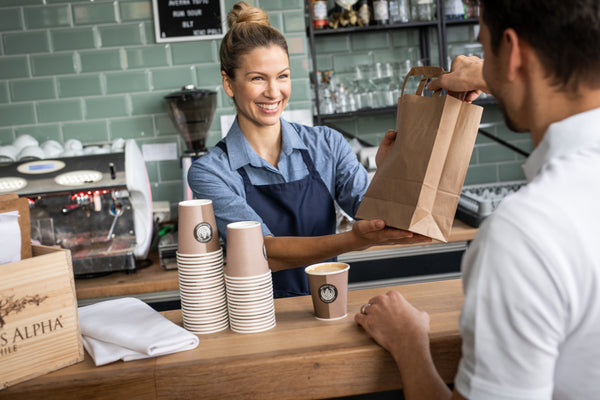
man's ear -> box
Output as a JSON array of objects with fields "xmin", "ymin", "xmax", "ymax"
[
  {"xmin": 503, "ymin": 28, "xmax": 522, "ymax": 82},
  {"xmin": 222, "ymin": 71, "xmax": 235, "ymax": 98}
]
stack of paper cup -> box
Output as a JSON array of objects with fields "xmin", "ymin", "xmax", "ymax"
[
  {"xmin": 225, "ymin": 221, "xmax": 276, "ymax": 333},
  {"xmin": 177, "ymin": 199, "xmax": 228, "ymax": 334}
]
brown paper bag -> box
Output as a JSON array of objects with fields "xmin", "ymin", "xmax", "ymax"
[{"xmin": 356, "ymin": 66, "xmax": 483, "ymax": 242}]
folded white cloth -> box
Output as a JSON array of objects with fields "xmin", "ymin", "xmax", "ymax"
[
  {"xmin": 0, "ymin": 211, "xmax": 21, "ymax": 265},
  {"xmin": 78, "ymin": 297, "xmax": 199, "ymax": 366}
]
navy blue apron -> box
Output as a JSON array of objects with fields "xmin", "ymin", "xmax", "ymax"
[{"xmin": 217, "ymin": 140, "xmax": 336, "ymax": 298}]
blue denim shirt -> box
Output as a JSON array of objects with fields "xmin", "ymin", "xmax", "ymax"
[{"xmin": 187, "ymin": 117, "xmax": 369, "ymax": 243}]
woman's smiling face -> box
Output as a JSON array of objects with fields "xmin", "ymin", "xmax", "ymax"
[{"xmin": 222, "ymin": 45, "xmax": 291, "ymax": 129}]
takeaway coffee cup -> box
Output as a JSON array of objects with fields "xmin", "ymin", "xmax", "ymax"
[
  {"xmin": 178, "ymin": 199, "xmax": 220, "ymax": 255},
  {"xmin": 225, "ymin": 221, "xmax": 270, "ymax": 277},
  {"xmin": 305, "ymin": 262, "xmax": 350, "ymax": 320}
]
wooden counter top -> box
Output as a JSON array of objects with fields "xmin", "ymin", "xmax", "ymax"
[
  {"xmin": 74, "ymin": 219, "xmax": 476, "ymax": 301},
  {"xmin": 0, "ymin": 279, "xmax": 464, "ymax": 400}
]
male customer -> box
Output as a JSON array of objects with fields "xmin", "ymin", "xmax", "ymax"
[{"xmin": 355, "ymin": 1, "xmax": 600, "ymax": 399}]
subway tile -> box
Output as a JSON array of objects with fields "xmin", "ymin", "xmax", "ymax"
[
  {"xmin": 85, "ymin": 95, "xmax": 129, "ymax": 119},
  {"xmin": 0, "ymin": 7, "xmax": 23, "ymax": 31},
  {"xmin": 282, "ymin": 10, "xmax": 305, "ymax": 33},
  {"xmin": 31, "ymin": 53, "xmax": 77, "ymax": 76},
  {"xmin": 119, "ymin": 0, "xmax": 153, "ymax": 22},
  {"xmin": 158, "ymin": 159, "xmax": 182, "ymax": 181},
  {"xmin": 10, "ymin": 78, "xmax": 56, "ymax": 102},
  {"xmin": 269, "ymin": 13, "xmax": 283, "ymax": 33},
  {"xmin": 105, "ymin": 70, "xmax": 149, "ymax": 94},
  {"xmin": 289, "ymin": 56, "xmax": 309, "ymax": 77},
  {"xmin": 351, "ymin": 32, "xmax": 391, "ymax": 51},
  {"xmin": 333, "ymin": 53, "xmax": 374, "ymax": 73},
  {"xmin": 57, "ymin": 74, "xmax": 103, "ymax": 98},
  {"xmin": 62, "ymin": 120, "xmax": 109, "ymax": 144},
  {"xmin": 109, "ymin": 116, "xmax": 154, "ymax": 139},
  {"xmin": 0, "ymin": 56, "xmax": 29, "ymax": 79},
  {"xmin": 315, "ymin": 54, "xmax": 333, "ymax": 71},
  {"xmin": 37, "ymin": 99, "xmax": 83, "ymax": 123},
  {"xmin": 287, "ymin": 34, "xmax": 307, "ymax": 55},
  {"xmin": 445, "ymin": 25, "xmax": 472, "ymax": 44},
  {"xmin": 15, "ymin": 124, "xmax": 61, "ymax": 143},
  {"xmin": 464, "ymin": 164, "xmax": 498, "ymax": 185},
  {"xmin": 51, "ymin": 27, "xmax": 96, "ymax": 51},
  {"xmin": 155, "ymin": 113, "xmax": 178, "ymax": 136},
  {"xmin": 259, "ymin": 0, "xmax": 303, "ymax": 11},
  {"xmin": 391, "ymin": 29, "xmax": 420, "ymax": 47},
  {"xmin": 194, "ymin": 64, "xmax": 220, "ymax": 87},
  {"xmin": 142, "ymin": 21, "xmax": 155, "ymax": 43},
  {"xmin": 24, "ymin": 5, "xmax": 71, "ymax": 29},
  {"xmin": 315, "ymin": 35, "xmax": 350, "ymax": 54},
  {"xmin": 150, "ymin": 180, "xmax": 183, "ymax": 206},
  {"xmin": 498, "ymin": 161, "xmax": 526, "ymax": 182},
  {"xmin": 72, "ymin": 2, "xmax": 117, "ymax": 25},
  {"xmin": 477, "ymin": 143, "xmax": 517, "ymax": 164},
  {"xmin": 150, "ymin": 66, "xmax": 194, "ymax": 90},
  {"xmin": 79, "ymin": 49, "xmax": 123, "ymax": 72},
  {"xmin": 130, "ymin": 91, "xmax": 168, "ymax": 116},
  {"xmin": 125, "ymin": 46, "xmax": 169, "ymax": 69},
  {"xmin": 171, "ymin": 41, "xmax": 215, "ymax": 65},
  {"xmin": 99, "ymin": 23, "xmax": 143, "ymax": 47},
  {"xmin": 290, "ymin": 79, "xmax": 311, "ymax": 103},
  {"xmin": 0, "ymin": 0, "xmax": 43, "ymax": 5},
  {"xmin": 0, "ymin": 103, "xmax": 36, "ymax": 126},
  {"xmin": 0, "ymin": 82, "xmax": 8, "ymax": 103},
  {"xmin": 3, "ymin": 31, "xmax": 50, "ymax": 55},
  {"xmin": 0, "ymin": 128, "xmax": 14, "ymax": 145}
]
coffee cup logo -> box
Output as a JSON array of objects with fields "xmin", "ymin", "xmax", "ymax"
[
  {"xmin": 318, "ymin": 284, "xmax": 337, "ymax": 303},
  {"xmin": 193, "ymin": 222, "xmax": 213, "ymax": 243}
]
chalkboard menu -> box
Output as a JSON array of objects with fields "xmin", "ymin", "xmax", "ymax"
[{"xmin": 152, "ymin": 0, "xmax": 226, "ymax": 43}]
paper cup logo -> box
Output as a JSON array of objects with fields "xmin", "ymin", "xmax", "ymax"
[
  {"xmin": 193, "ymin": 222, "xmax": 213, "ymax": 243},
  {"xmin": 318, "ymin": 284, "xmax": 338, "ymax": 303}
]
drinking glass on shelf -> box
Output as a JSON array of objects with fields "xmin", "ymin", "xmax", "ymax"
[{"xmin": 410, "ymin": 0, "xmax": 436, "ymax": 22}]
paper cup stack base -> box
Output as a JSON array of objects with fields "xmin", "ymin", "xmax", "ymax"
[
  {"xmin": 177, "ymin": 248, "xmax": 229, "ymax": 334},
  {"xmin": 225, "ymin": 271, "xmax": 276, "ymax": 333}
]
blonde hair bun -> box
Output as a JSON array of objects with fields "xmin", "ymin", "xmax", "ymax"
[{"xmin": 227, "ymin": 2, "xmax": 270, "ymax": 29}]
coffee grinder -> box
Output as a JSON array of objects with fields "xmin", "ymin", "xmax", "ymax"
[{"xmin": 164, "ymin": 85, "xmax": 217, "ymax": 201}]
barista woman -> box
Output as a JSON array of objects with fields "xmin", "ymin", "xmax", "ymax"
[{"xmin": 188, "ymin": 2, "xmax": 426, "ymax": 298}]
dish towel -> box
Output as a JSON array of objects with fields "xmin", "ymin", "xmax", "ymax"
[{"xmin": 78, "ymin": 297, "xmax": 199, "ymax": 366}]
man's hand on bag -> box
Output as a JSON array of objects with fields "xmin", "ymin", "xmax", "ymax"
[{"xmin": 428, "ymin": 55, "xmax": 489, "ymax": 103}]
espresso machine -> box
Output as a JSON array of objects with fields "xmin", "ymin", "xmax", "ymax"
[
  {"xmin": 0, "ymin": 139, "xmax": 153, "ymax": 277},
  {"xmin": 164, "ymin": 85, "xmax": 217, "ymax": 201}
]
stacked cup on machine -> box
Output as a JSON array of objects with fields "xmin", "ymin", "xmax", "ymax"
[
  {"xmin": 177, "ymin": 199, "xmax": 228, "ymax": 334},
  {"xmin": 225, "ymin": 221, "xmax": 276, "ymax": 333}
]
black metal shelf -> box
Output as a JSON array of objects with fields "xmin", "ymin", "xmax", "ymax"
[
  {"xmin": 318, "ymin": 106, "xmax": 398, "ymax": 121},
  {"xmin": 445, "ymin": 17, "xmax": 479, "ymax": 26},
  {"xmin": 315, "ymin": 96, "xmax": 494, "ymax": 122},
  {"xmin": 312, "ymin": 20, "xmax": 439, "ymax": 37}
]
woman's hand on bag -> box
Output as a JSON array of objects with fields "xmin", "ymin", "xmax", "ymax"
[
  {"xmin": 351, "ymin": 219, "xmax": 432, "ymax": 250},
  {"xmin": 428, "ymin": 55, "xmax": 489, "ymax": 103},
  {"xmin": 376, "ymin": 129, "xmax": 397, "ymax": 167}
]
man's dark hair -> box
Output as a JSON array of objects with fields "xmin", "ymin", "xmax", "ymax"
[{"xmin": 477, "ymin": 0, "xmax": 600, "ymax": 91}]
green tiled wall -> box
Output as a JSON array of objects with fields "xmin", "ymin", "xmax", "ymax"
[
  {"xmin": 0, "ymin": 0, "xmax": 312, "ymax": 218},
  {"xmin": 0, "ymin": 0, "xmax": 530, "ymax": 219}
]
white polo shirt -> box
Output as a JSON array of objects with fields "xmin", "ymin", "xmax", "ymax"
[{"xmin": 454, "ymin": 107, "xmax": 600, "ymax": 400}]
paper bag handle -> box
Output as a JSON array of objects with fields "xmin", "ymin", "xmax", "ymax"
[{"xmin": 400, "ymin": 66, "xmax": 446, "ymax": 97}]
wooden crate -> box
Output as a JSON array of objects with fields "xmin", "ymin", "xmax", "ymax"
[{"xmin": 0, "ymin": 245, "xmax": 84, "ymax": 389}]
